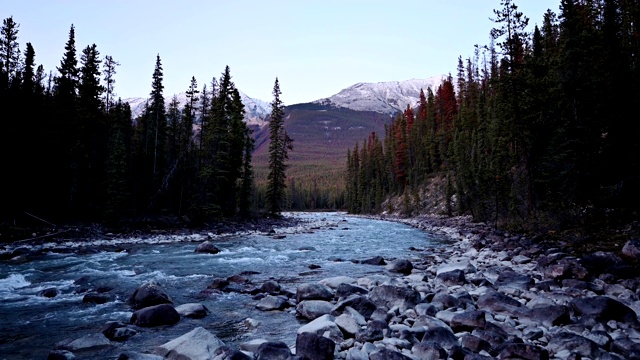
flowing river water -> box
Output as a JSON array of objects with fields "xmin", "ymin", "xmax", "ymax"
[{"xmin": 0, "ymin": 212, "xmax": 449, "ymax": 359}]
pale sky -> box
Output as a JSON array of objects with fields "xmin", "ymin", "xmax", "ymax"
[{"xmin": 1, "ymin": 1, "xmax": 560, "ymax": 104}]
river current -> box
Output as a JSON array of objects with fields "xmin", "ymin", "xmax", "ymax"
[{"xmin": 0, "ymin": 212, "xmax": 447, "ymax": 359}]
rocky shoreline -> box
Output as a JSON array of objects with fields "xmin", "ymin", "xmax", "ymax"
[{"xmin": 46, "ymin": 214, "xmax": 640, "ymax": 359}]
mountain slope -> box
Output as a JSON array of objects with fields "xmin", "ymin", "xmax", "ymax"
[
  {"xmin": 123, "ymin": 90, "xmax": 271, "ymax": 127},
  {"xmin": 314, "ymin": 76, "xmax": 446, "ymax": 114}
]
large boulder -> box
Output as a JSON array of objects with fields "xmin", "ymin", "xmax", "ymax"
[
  {"xmin": 622, "ymin": 240, "xmax": 640, "ymax": 261},
  {"xmin": 369, "ymin": 285, "xmax": 421, "ymax": 311},
  {"xmin": 570, "ymin": 296, "xmax": 639, "ymax": 325},
  {"xmin": 298, "ymin": 314, "xmax": 343, "ymax": 343},
  {"xmin": 194, "ymin": 240, "xmax": 220, "ymax": 254},
  {"xmin": 296, "ymin": 283, "xmax": 334, "ymax": 303},
  {"xmin": 154, "ymin": 326, "xmax": 225, "ymax": 360},
  {"xmin": 254, "ymin": 341, "xmax": 293, "ymax": 360},
  {"xmin": 331, "ymin": 295, "xmax": 377, "ymax": 320},
  {"xmin": 296, "ymin": 332, "xmax": 335, "ymax": 360},
  {"xmin": 129, "ymin": 281, "xmax": 173, "ymax": 310},
  {"xmin": 55, "ymin": 333, "xmax": 111, "ymax": 352},
  {"xmin": 296, "ymin": 300, "xmax": 334, "ymax": 320},
  {"xmin": 101, "ymin": 321, "xmax": 137, "ymax": 341},
  {"xmin": 174, "ymin": 303, "xmax": 209, "ymax": 319},
  {"xmin": 256, "ymin": 295, "xmax": 288, "ymax": 311},
  {"xmin": 130, "ymin": 304, "xmax": 180, "ymax": 327},
  {"xmin": 386, "ymin": 259, "xmax": 413, "ymax": 275}
]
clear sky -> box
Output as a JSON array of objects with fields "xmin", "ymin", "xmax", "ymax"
[{"xmin": 1, "ymin": 0, "xmax": 560, "ymax": 105}]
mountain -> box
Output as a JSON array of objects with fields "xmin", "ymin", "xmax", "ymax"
[
  {"xmin": 314, "ymin": 76, "xmax": 447, "ymax": 114},
  {"xmin": 123, "ymin": 90, "xmax": 271, "ymax": 128}
]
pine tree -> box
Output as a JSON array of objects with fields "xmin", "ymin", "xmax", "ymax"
[
  {"xmin": 266, "ymin": 78, "xmax": 292, "ymax": 215},
  {"xmin": 0, "ymin": 16, "xmax": 20, "ymax": 86},
  {"xmin": 102, "ymin": 55, "xmax": 119, "ymax": 113}
]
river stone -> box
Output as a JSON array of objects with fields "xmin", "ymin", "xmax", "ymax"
[
  {"xmin": 296, "ymin": 300, "xmax": 334, "ymax": 320},
  {"xmin": 296, "ymin": 332, "xmax": 335, "ymax": 360},
  {"xmin": 47, "ymin": 350, "xmax": 77, "ymax": 360},
  {"xmin": 212, "ymin": 345, "xmax": 252, "ymax": 360},
  {"xmin": 611, "ymin": 337, "xmax": 640, "ymax": 359},
  {"xmin": 130, "ymin": 304, "xmax": 180, "ymax": 327},
  {"xmin": 335, "ymin": 283, "xmax": 368, "ymax": 300},
  {"xmin": 296, "ymin": 283, "xmax": 333, "ymax": 303},
  {"xmin": 520, "ymin": 305, "xmax": 571, "ymax": 327},
  {"xmin": 460, "ymin": 334, "xmax": 492, "ymax": 353},
  {"xmin": 369, "ymin": 347, "xmax": 412, "ymax": 360},
  {"xmin": 436, "ymin": 269, "xmax": 467, "ymax": 286},
  {"xmin": 622, "ymin": 240, "xmax": 640, "ymax": 261},
  {"xmin": 319, "ymin": 276, "xmax": 356, "ymax": 289},
  {"xmin": 331, "ymin": 295, "xmax": 378, "ymax": 320},
  {"xmin": 260, "ymin": 280, "xmax": 281, "ymax": 294},
  {"xmin": 570, "ymin": 296, "xmax": 640, "ymax": 325},
  {"xmin": 129, "ymin": 281, "xmax": 173, "ymax": 310},
  {"xmin": 56, "ymin": 333, "xmax": 111, "ymax": 351},
  {"xmin": 450, "ymin": 310, "xmax": 487, "ymax": 332},
  {"xmin": 102, "ymin": 321, "xmax": 137, "ymax": 341},
  {"xmin": 493, "ymin": 269, "xmax": 534, "ymax": 290},
  {"xmin": 155, "ymin": 326, "xmax": 224, "ymax": 359},
  {"xmin": 411, "ymin": 342, "xmax": 448, "ymax": 359},
  {"xmin": 369, "ymin": 285, "xmax": 421, "ymax": 312},
  {"xmin": 256, "ymin": 295, "xmax": 288, "ymax": 311},
  {"xmin": 335, "ymin": 313, "xmax": 360, "ymax": 337},
  {"xmin": 39, "ymin": 287, "xmax": 59, "ymax": 298},
  {"xmin": 498, "ymin": 343, "xmax": 549, "ymax": 360},
  {"xmin": 298, "ymin": 314, "xmax": 343, "ymax": 342},
  {"xmin": 361, "ymin": 256, "xmax": 386, "ymax": 265},
  {"xmin": 83, "ymin": 292, "xmax": 112, "ymax": 304},
  {"xmin": 581, "ymin": 251, "xmax": 623, "ymax": 275},
  {"xmin": 194, "ymin": 240, "xmax": 220, "ymax": 254},
  {"xmin": 547, "ymin": 331, "xmax": 602, "ymax": 359},
  {"xmin": 254, "ymin": 341, "xmax": 292, "ymax": 360},
  {"xmin": 116, "ymin": 351, "xmax": 164, "ymax": 360},
  {"xmin": 420, "ymin": 327, "xmax": 459, "ymax": 349},
  {"xmin": 436, "ymin": 259, "xmax": 476, "ymax": 275},
  {"xmin": 346, "ymin": 347, "xmax": 369, "ymax": 360},
  {"xmin": 477, "ymin": 290, "xmax": 523, "ymax": 314},
  {"xmin": 240, "ymin": 339, "xmax": 268, "ymax": 352},
  {"xmin": 174, "ymin": 303, "xmax": 209, "ymax": 318},
  {"xmin": 386, "ymin": 259, "xmax": 413, "ymax": 275}
]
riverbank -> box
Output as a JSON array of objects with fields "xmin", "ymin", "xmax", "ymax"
[{"xmin": 6, "ymin": 211, "xmax": 640, "ymax": 359}]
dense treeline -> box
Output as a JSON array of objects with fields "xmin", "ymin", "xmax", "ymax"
[
  {"xmin": 347, "ymin": 0, "xmax": 640, "ymax": 231},
  {"xmin": 0, "ymin": 19, "xmax": 259, "ymax": 231}
]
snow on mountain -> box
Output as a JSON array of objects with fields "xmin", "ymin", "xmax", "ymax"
[
  {"xmin": 123, "ymin": 90, "xmax": 272, "ymax": 127},
  {"xmin": 314, "ymin": 76, "xmax": 448, "ymax": 114}
]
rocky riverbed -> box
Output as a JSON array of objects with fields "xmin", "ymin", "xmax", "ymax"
[{"xmin": 46, "ymin": 214, "xmax": 640, "ymax": 359}]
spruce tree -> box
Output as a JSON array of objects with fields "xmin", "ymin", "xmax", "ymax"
[
  {"xmin": 0, "ymin": 16, "xmax": 20, "ymax": 86},
  {"xmin": 266, "ymin": 78, "xmax": 292, "ymax": 215}
]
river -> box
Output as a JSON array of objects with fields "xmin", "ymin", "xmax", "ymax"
[{"xmin": 0, "ymin": 212, "xmax": 448, "ymax": 359}]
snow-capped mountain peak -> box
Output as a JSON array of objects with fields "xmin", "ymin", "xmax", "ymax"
[{"xmin": 314, "ymin": 76, "xmax": 447, "ymax": 114}]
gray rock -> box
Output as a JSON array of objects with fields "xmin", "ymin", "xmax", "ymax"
[
  {"xmin": 460, "ymin": 334, "xmax": 492, "ymax": 353},
  {"xmin": 345, "ymin": 347, "xmax": 369, "ymax": 360},
  {"xmin": 260, "ymin": 280, "xmax": 281, "ymax": 295},
  {"xmin": 255, "ymin": 341, "xmax": 292, "ymax": 360},
  {"xmin": 611, "ymin": 337, "xmax": 640, "ymax": 359},
  {"xmin": 386, "ymin": 259, "xmax": 413, "ymax": 275},
  {"xmin": 319, "ymin": 276, "xmax": 356, "ymax": 289},
  {"xmin": 335, "ymin": 313, "xmax": 361, "ymax": 337},
  {"xmin": 47, "ymin": 350, "xmax": 76, "ymax": 360},
  {"xmin": 298, "ymin": 314, "xmax": 343, "ymax": 343},
  {"xmin": 332, "ymin": 295, "xmax": 378, "ymax": 320},
  {"xmin": 194, "ymin": 240, "xmax": 220, "ymax": 254},
  {"xmin": 450, "ymin": 310, "xmax": 487, "ymax": 332},
  {"xmin": 369, "ymin": 347, "xmax": 412, "ymax": 360},
  {"xmin": 361, "ymin": 256, "xmax": 386, "ymax": 265},
  {"xmin": 547, "ymin": 331, "xmax": 602, "ymax": 359},
  {"xmin": 296, "ymin": 283, "xmax": 334, "ymax": 303},
  {"xmin": 56, "ymin": 333, "xmax": 111, "ymax": 351},
  {"xmin": 39, "ymin": 287, "xmax": 59, "ymax": 298},
  {"xmin": 421, "ymin": 327, "xmax": 459, "ymax": 350},
  {"xmin": 570, "ymin": 296, "xmax": 639, "ymax": 325},
  {"xmin": 155, "ymin": 326, "xmax": 225, "ymax": 360},
  {"xmin": 494, "ymin": 269, "xmax": 534, "ymax": 290},
  {"xmin": 622, "ymin": 240, "xmax": 640, "ymax": 261},
  {"xmin": 175, "ymin": 303, "xmax": 209, "ymax": 318},
  {"xmin": 102, "ymin": 321, "xmax": 137, "ymax": 341},
  {"xmin": 296, "ymin": 332, "xmax": 335, "ymax": 360},
  {"xmin": 130, "ymin": 304, "xmax": 180, "ymax": 327},
  {"xmin": 256, "ymin": 295, "xmax": 288, "ymax": 311},
  {"xmin": 296, "ymin": 300, "xmax": 334, "ymax": 320},
  {"xmin": 436, "ymin": 269, "xmax": 466, "ymax": 286},
  {"xmin": 521, "ymin": 305, "xmax": 571, "ymax": 327},
  {"xmin": 411, "ymin": 341, "xmax": 448, "ymax": 359},
  {"xmin": 477, "ymin": 291, "xmax": 522, "ymax": 314},
  {"xmin": 369, "ymin": 285, "xmax": 421, "ymax": 312},
  {"xmin": 129, "ymin": 281, "xmax": 173, "ymax": 310},
  {"xmin": 335, "ymin": 283, "xmax": 368, "ymax": 300},
  {"xmin": 116, "ymin": 351, "xmax": 164, "ymax": 360},
  {"xmin": 498, "ymin": 343, "xmax": 549, "ymax": 360}
]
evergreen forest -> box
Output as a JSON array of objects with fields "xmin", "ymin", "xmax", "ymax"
[
  {"xmin": 346, "ymin": 0, "xmax": 640, "ymax": 232},
  {"xmin": 0, "ymin": 20, "xmax": 285, "ymax": 236}
]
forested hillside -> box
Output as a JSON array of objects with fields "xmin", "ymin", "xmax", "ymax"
[
  {"xmin": 346, "ymin": 0, "xmax": 640, "ymax": 233},
  {"xmin": 0, "ymin": 20, "xmax": 258, "ymax": 236}
]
